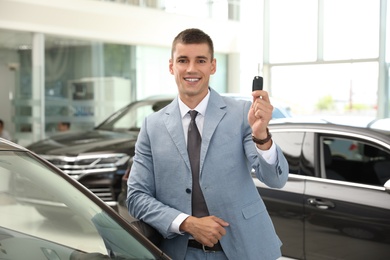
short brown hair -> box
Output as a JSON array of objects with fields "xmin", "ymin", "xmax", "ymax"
[{"xmin": 171, "ymin": 28, "xmax": 214, "ymax": 59}]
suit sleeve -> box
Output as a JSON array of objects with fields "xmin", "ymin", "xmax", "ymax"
[{"xmin": 243, "ymin": 102, "xmax": 289, "ymax": 189}]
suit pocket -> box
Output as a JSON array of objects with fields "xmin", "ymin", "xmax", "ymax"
[{"xmin": 242, "ymin": 200, "xmax": 266, "ymax": 219}]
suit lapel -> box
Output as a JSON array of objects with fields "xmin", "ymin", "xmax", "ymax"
[
  {"xmin": 200, "ymin": 90, "xmax": 226, "ymax": 174},
  {"xmin": 163, "ymin": 97, "xmax": 191, "ymax": 171}
]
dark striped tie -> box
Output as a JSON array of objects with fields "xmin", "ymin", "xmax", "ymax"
[{"xmin": 187, "ymin": 110, "xmax": 209, "ymax": 217}]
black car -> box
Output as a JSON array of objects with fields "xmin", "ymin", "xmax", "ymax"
[
  {"xmin": 26, "ymin": 96, "xmax": 174, "ymax": 209},
  {"xmin": 26, "ymin": 94, "xmax": 291, "ymax": 210},
  {"xmin": 119, "ymin": 117, "xmax": 390, "ymax": 260},
  {"xmin": 262, "ymin": 118, "xmax": 390, "ymax": 259}
]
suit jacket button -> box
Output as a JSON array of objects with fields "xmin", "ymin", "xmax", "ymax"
[{"xmin": 186, "ymin": 188, "xmax": 191, "ymax": 194}]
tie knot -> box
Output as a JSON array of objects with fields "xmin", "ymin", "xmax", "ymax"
[{"xmin": 189, "ymin": 110, "xmax": 198, "ymax": 121}]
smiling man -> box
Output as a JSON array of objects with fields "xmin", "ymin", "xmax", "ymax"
[{"xmin": 127, "ymin": 28, "xmax": 289, "ymax": 260}]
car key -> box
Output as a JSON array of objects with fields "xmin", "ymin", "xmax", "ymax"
[
  {"xmin": 252, "ymin": 76, "xmax": 263, "ymax": 91},
  {"xmin": 252, "ymin": 64, "xmax": 263, "ymax": 91}
]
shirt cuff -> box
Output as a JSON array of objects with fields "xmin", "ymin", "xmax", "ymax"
[
  {"xmin": 168, "ymin": 213, "xmax": 190, "ymax": 234},
  {"xmin": 256, "ymin": 141, "xmax": 277, "ymax": 165}
]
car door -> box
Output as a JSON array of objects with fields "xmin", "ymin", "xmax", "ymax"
[
  {"xmin": 303, "ymin": 132, "xmax": 390, "ymax": 260},
  {"xmin": 254, "ymin": 130, "xmax": 306, "ymax": 259}
]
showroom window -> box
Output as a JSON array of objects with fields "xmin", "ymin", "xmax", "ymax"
[
  {"xmin": 0, "ymin": 29, "xmax": 228, "ymax": 145},
  {"xmin": 264, "ymin": 0, "xmax": 386, "ymax": 118}
]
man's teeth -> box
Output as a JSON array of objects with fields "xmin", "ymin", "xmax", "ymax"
[{"xmin": 186, "ymin": 78, "xmax": 199, "ymax": 82}]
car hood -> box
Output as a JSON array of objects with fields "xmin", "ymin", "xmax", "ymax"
[{"xmin": 26, "ymin": 130, "xmax": 138, "ymax": 156}]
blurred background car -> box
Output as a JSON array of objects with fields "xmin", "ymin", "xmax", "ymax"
[
  {"xmin": 221, "ymin": 93, "xmax": 292, "ymax": 119},
  {"xmin": 26, "ymin": 96, "xmax": 173, "ymax": 210},
  {"xmin": 119, "ymin": 117, "xmax": 390, "ymax": 260},
  {"xmin": 25, "ymin": 94, "xmax": 291, "ymax": 211},
  {"xmin": 0, "ymin": 138, "xmax": 171, "ymax": 259}
]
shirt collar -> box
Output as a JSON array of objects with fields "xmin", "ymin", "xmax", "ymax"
[{"xmin": 178, "ymin": 89, "xmax": 210, "ymax": 118}]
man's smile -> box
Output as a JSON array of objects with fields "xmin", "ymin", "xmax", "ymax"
[{"xmin": 184, "ymin": 77, "xmax": 200, "ymax": 82}]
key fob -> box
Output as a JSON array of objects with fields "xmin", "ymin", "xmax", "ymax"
[{"xmin": 252, "ymin": 76, "xmax": 263, "ymax": 91}]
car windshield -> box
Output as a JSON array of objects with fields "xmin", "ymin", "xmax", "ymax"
[
  {"xmin": 96, "ymin": 100, "xmax": 172, "ymax": 132},
  {"xmin": 0, "ymin": 150, "xmax": 157, "ymax": 259}
]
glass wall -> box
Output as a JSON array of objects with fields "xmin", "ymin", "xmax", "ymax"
[
  {"xmin": 265, "ymin": 0, "xmax": 387, "ymax": 119},
  {"xmin": 0, "ymin": 29, "xmax": 228, "ymax": 145},
  {"xmin": 0, "ymin": 30, "xmax": 33, "ymax": 145},
  {"xmin": 0, "ymin": 0, "xmax": 388, "ymax": 146},
  {"xmin": 271, "ymin": 62, "xmax": 378, "ymax": 116},
  {"xmin": 43, "ymin": 36, "xmax": 135, "ymax": 133}
]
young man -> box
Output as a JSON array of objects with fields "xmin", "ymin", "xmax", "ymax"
[{"xmin": 127, "ymin": 28, "xmax": 288, "ymax": 260}]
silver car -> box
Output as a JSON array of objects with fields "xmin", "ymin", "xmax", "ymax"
[{"xmin": 0, "ymin": 138, "xmax": 171, "ymax": 259}]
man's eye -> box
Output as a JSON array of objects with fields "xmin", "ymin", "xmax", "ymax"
[
  {"xmin": 198, "ymin": 60, "xmax": 207, "ymax": 63},
  {"xmin": 178, "ymin": 59, "xmax": 187, "ymax": 63}
]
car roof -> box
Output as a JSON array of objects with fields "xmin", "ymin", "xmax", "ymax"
[{"xmin": 269, "ymin": 117, "xmax": 390, "ymax": 138}]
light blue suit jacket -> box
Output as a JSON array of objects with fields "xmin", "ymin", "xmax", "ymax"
[{"xmin": 127, "ymin": 88, "xmax": 289, "ymax": 260}]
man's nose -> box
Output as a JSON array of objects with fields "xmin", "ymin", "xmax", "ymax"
[{"xmin": 186, "ymin": 61, "xmax": 196, "ymax": 72}]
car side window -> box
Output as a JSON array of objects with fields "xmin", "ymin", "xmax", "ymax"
[
  {"xmin": 321, "ymin": 137, "xmax": 390, "ymax": 186},
  {"xmin": 272, "ymin": 132, "xmax": 304, "ymax": 175}
]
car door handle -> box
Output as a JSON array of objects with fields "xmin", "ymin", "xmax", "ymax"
[{"xmin": 307, "ymin": 198, "xmax": 335, "ymax": 209}]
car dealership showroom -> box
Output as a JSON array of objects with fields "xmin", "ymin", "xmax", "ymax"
[{"xmin": 0, "ymin": 1, "xmax": 389, "ymax": 259}]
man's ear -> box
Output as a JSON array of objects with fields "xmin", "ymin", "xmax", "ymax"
[
  {"xmin": 169, "ymin": 59, "xmax": 174, "ymax": 75},
  {"xmin": 211, "ymin": 58, "xmax": 217, "ymax": 75}
]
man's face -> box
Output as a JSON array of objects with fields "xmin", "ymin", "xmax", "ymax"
[{"xmin": 169, "ymin": 43, "xmax": 216, "ymax": 99}]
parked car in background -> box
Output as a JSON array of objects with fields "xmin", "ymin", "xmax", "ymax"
[
  {"xmin": 119, "ymin": 117, "xmax": 390, "ymax": 260},
  {"xmin": 0, "ymin": 138, "xmax": 171, "ymax": 259},
  {"xmin": 26, "ymin": 96, "xmax": 174, "ymax": 209},
  {"xmin": 26, "ymin": 94, "xmax": 291, "ymax": 210},
  {"xmin": 221, "ymin": 93, "xmax": 292, "ymax": 119}
]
